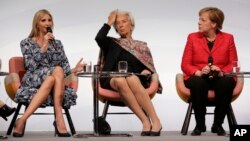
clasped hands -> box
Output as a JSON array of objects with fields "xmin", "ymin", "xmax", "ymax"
[{"xmin": 195, "ymin": 65, "xmax": 223, "ymax": 77}]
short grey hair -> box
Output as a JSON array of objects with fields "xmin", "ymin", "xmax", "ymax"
[{"xmin": 113, "ymin": 10, "xmax": 135, "ymax": 33}]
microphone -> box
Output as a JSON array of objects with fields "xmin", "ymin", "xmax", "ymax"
[
  {"xmin": 208, "ymin": 56, "xmax": 218, "ymax": 79},
  {"xmin": 46, "ymin": 27, "xmax": 56, "ymax": 47},
  {"xmin": 208, "ymin": 56, "xmax": 213, "ymax": 66},
  {"xmin": 208, "ymin": 56, "xmax": 213, "ymax": 79},
  {"xmin": 46, "ymin": 27, "xmax": 53, "ymax": 33}
]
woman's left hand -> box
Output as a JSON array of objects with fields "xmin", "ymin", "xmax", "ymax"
[
  {"xmin": 73, "ymin": 58, "xmax": 84, "ymax": 73},
  {"xmin": 211, "ymin": 65, "xmax": 224, "ymax": 77},
  {"xmin": 211, "ymin": 65, "xmax": 221, "ymax": 72}
]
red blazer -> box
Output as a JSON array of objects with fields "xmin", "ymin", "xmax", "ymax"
[{"xmin": 181, "ymin": 31, "xmax": 238, "ymax": 80}]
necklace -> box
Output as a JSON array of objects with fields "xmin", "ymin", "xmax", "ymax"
[{"xmin": 206, "ymin": 38, "xmax": 215, "ymax": 43}]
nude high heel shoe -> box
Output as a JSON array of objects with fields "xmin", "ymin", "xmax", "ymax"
[{"xmin": 12, "ymin": 118, "xmax": 25, "ymax": 137}]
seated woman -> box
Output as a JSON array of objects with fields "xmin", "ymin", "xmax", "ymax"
[
  {"xmin": 12, "ymin": 9, "xmax": 84, "ymax": 137},
  {"xmin": 95, "ymin": 10, "xmax": 162, "ymax": 136},
  {"xmin": 181, "ymin": 7, "xmax": 238, "ymax": 136}
]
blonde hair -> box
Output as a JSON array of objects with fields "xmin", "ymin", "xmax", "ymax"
[
  {"xmin": 28, "ymin": 9, "xmax": 54, "ymax": 38},
  {"xmin": 113, "ymin": 10, "xmax": 135, "ymax": 33},
  {"xmin": 199, "ymin": 7, "xmax": 224, "ymax": 31}
]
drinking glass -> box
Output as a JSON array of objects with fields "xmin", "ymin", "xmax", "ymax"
[
  {"xmin": 83, "ymin": 60, "xmax": 92, "ymax": 72},
  {"xmin": 118, "ymin": 61, "xmax": 128, "ymax": 73},
  {"xmin": 232, "ymin": 61, "xmax": 240, "ymax": 73}
]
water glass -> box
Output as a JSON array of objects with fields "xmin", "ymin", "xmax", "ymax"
[
  {"xmin": 83, "ymin": 61, "xmax": 92, "ymax": 72},
  {"xmin": 94, "ymin": 65, "xmax": 100, "ymax": 72},
  {"xmin": 232, "ymin": 61, "xmax": 240, "ymax": 73},
  {"xmin": 118, "ymin": 61, "xmax": 128, "ymax": 73}
]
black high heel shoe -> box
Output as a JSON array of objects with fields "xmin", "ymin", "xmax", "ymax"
[
  {"xmin": 0, "ymin": 104, "xmax": 16, "ymax": 121},
  {"xmin": 141, "ymin": 131, "xmax": 151, "ymax": 136},
  {"xmin": 13, "ymin": 131, "xmax": 24, "ymax": 137},
  {"xmin": 53, "ymin": 121, "xmax": 71, "ymax": 137},
  {"xmin": 13, "ymin": 118, "xmax": 25, "ymax": 137},
  {"xmin": 141, "ymin": 124, "xmax": 152, "ymax": 136},
  {"xmin": 150, "ymin": 127, "xmax": 162, "ymax": 136}
]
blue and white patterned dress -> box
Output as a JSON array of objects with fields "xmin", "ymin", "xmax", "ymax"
[{"xmin": 15, "ymin": 38, "xmax": 77, "ymax": 108}]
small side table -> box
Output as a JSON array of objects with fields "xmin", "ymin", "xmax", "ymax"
[
  {"xmin": 0, "ymin": 72, "xmax": 9, "ymax": 76},
  {"xmin": 0, "ymin": 136, "xmax": 7, "ymax": 140},
  {"xmin": 224, "ymin": 71, "xmax": 250, "ymax": 78},
  {"xmin": 77, "ymin": 70, "xmax": 131, "ymax": 137},
  {"xmin": 77, "ymin": 66, "xmax": 148, "ymax": 137}
]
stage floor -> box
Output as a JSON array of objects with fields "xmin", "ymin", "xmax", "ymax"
[{"xmin": 0, "ymin": 131, "xmax": 229, "ymax": 141}]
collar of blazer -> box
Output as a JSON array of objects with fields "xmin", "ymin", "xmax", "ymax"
[{"xmin": 198, "ymin": 31, "xmax": 224, "ymax": 54}]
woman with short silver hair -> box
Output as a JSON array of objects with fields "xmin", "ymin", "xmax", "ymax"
[{"xmin": 95, "ymin": 10, "xmax": 162, "ymax": 136}]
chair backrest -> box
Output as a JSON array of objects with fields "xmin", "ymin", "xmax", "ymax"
[
  {"xmin": 175, "ymin": 73, "xmax": 244, "ymax": 103},
  {"xmin": 4, "ymin": 57, "xmax": 24, "ymax": 101},
  {"xmin": 9, "ymin": 57, "xmax": 26, "ymax": 79},
  {"xmin": 64, "ymin": 73, "xmax": 78, "ymax": 92}
]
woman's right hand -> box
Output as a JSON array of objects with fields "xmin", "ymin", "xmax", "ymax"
[
  {"xmin": 195, "ymin": 65, "xmax": 211, "ymax": 76},
  {"xmin": 201, "ymin": 65, "xmax": 211, "ymax": 75},
  {"xmin": 107, "ymin": 9, "xmax": 117, "ymax": 26},
  {"xmin": 40, "ymin": 32, "xmax": 54, "ymax": 52}
]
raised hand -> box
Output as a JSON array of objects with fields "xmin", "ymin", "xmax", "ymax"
[
  {"xmin": 107, "ymin": 9, "xmax": 118, "ymax": 26},
  {"xmin": 73, "ymin": 58, "xmax": 84, "ymax": 73}
]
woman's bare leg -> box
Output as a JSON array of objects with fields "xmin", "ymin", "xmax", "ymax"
[
  {"xmin": 13, "ymin": 76, "xmax": 55, "ymax": 134},
  {"xmin": 110, "ymin": 77, "xmax": 151, "ymax": 131},
  {"xmin": 0, "ymin": 100, "xmax": 4, "ymax": 108},
  {"xmin": 126, "ymin": 75, "xmax": 161, "ymax": 132},
  {"xmin": 51, "ymin": 66, "xmax": 68, "ymax": 133}
]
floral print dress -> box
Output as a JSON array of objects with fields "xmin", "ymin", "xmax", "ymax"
[{"xmin": 15, "ymin": 38, "xmax": 77, "ymax": 108}]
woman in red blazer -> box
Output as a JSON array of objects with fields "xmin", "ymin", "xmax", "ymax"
[{"xmin": 181, "ymin": 7, "xmax": 238, "ymax": 136}]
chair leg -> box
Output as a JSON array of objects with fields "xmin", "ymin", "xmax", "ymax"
[
  {"xmin": 64, "ymin": 108, "xmax": 76, "ymax": 135},
  {"xmin": 101, "ymin": 101, "xmax": 110, "ymax": 119},
  {"xmin": 227, "ymin": 104, "xmax": 237, "ymax": 130},
  {"xmin": 6, "ymin": 103, "xmax": 22, "ymax": 135},
  {"xmin": 181, "ymin": 102, "xmax": 193, "ymax": 135}
]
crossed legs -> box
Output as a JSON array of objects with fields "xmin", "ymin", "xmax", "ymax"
[
  {"xmin": 51, "ymin": 67, "xmax": 68, "ymax": 134},
  {"xmin": 110, "ymin": 75, "xmax": 161, "ymax": 132},
  {"xmin": 13, "ymin": 66, "xmax": 68, "ymax": 135}
]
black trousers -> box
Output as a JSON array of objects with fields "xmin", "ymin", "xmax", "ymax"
[{"xmin": 184, "ymin": 75, "xmax": 236, "ymax": 128}]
